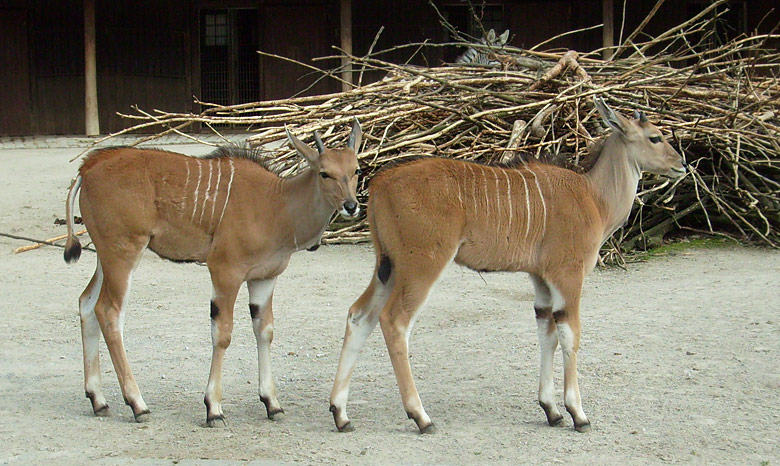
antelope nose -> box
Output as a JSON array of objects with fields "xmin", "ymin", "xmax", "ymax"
[{"xmin": 344, "ymin": 201, "xmax": 358, "ymax": 215}]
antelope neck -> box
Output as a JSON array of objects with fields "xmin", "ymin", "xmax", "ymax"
[
  {"xmin": 280, "ymin": 168, "xmax": 333, "ymax": 250},
  {"xmin": 585, "ymin": 134, "xmax": 642, "ymax": 244}
]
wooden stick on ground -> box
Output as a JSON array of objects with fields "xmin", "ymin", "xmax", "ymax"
[{"xmin": 13, "ymin": 229, "xmax": 88, "ymax": 254}]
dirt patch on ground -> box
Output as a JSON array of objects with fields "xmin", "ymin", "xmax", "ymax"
[{"xmin": 1, "ymin": 146, "xmax": 778, "ymax": 465}]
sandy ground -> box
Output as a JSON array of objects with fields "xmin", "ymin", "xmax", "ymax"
[{"xmin": 1, "ymin": 145, "xmax": 779, "ymax": 465}]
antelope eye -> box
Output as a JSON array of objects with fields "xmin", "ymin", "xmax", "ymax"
[
  {"xmin": 649, "ymin": 135, "xmax": 662, "ymax": 144},
  {"xmin": 319, "ymin": 172, "xmax": 330, "ymax": 179}
]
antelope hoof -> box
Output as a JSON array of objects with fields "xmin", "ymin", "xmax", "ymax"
[
  {"xmin": 337, "ymin": 421, "xmax": 354, "ymax": 433},
  {"xmin": 133, "ymin": 410, "xmax": 151, "ymax": 423},
  {"xmin": 418, "ymin": 423, "xmax": 436, "ymax": 435},
  {"xmin": 574, "ymin": 420, "xmax": 591, "ymax": 433},
  {"xmin": 206, "ymin": 414, "xmax": 227, "ymax": 428},
  {"xmin": 93, "ymin": 405, "xmax": 111, "ymax": 417},
  {"xmin": 267, "ymin": 408, "xmax": 285, "ymax": 421},
  {"xmin": 260, "ymin": 396, "xmax": 284, "ymax": 421},
  {"xmin": 330, "ymin": 405, "xmax": 353, "ymax": 432}
]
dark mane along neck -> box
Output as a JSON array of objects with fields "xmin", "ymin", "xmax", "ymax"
[{"xmin": 204, "ymin": 146, "xmax": 279, "ymax": 175}]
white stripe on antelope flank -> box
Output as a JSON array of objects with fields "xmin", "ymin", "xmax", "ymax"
[
  {"xmin": 182, "ymin": 158, "xmax": 191, "ymax": 218},
  {"xmin": 209, "ymin": 158, "xmax": 223, "ymax": 229},
  {"xmin": 199, "ymin": 158, "xmax": 214, "ymax": 225},
  {"xmin": 528, "ymin": 166, "xmax": 547, "ymax": 236},
  {"xmin": 217, "ymin": 158, "xmax": 235, "ymax": 228},
  {"xmin": 502, "ymin": 170, "xmax": 513, "ymax": 241},
  {"xmin": 191, "ymin": 159, "xmax": 202, "ymax": 223},
  {"xmin": 520, "ymin": 170, "xmax": 531, "ymax": 239}
]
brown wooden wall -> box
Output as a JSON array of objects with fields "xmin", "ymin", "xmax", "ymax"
[{"xmin": 0, "ymin": 0, "xmax": 776, "ymax": 136}]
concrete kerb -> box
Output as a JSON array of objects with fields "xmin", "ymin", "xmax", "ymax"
[{"xmin": 0, "ymin": 133, "xmax": 252, "ymax": 151}]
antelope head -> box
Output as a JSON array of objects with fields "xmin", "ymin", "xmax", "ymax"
[
  {"xmin": 286, "ymin": 118, "xmax": 363, "ymax": 218},
  {"xmin": 594, "ymin": 98, "xmax": 686, "ymax": 178}
]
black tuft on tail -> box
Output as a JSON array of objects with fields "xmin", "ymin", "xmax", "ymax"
[{"xmin": 64, "ymin": 237, "xmax": 82, "ymax": 264}]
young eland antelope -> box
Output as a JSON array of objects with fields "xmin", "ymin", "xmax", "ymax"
[
  {"xmin": 64, "ymin": 119, "xmax": 362, "ymax": 426},
  {"xmin": 329, "ymin": 99, "xmax": 685, "ymax": 433}
]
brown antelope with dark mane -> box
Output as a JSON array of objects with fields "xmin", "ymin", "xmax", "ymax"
[
  {"xmin": 64, "ymin": 119, "xmax": 362, "ymax": 426},
  {"xmin": 329, "ymin": 99, "xmax": 686, "ymax": 433}
]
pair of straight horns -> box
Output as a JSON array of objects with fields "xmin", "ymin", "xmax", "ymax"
[{"xmin": 286, "ymin": 117, "xmax": 362, "ymax": 155}]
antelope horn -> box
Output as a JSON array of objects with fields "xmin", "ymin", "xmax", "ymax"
[{"xmin": 313, "ymin": 131, "xmax": 325, "ymax": 154}]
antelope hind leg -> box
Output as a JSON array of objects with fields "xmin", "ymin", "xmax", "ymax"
[{"xmin": 330, "ymin": 278, "xmax": 387, "ymax": 432}]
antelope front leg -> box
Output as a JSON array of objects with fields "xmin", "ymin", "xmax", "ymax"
[
  {"xmin": 247, "ymin": 278, "xmax": 284, "ymax": 420},
  {"xmin": 204, "ymin": 272, "xmax": 241, "ymax": 427},
  {"xmin": 550, "ymin": 278, "xmax": 590, "ymax": 432},
  {"xmin": 530, "ymin": 275, "xmax": 564, "ymax": 426},
  {"xmin": 330, "ymin": 279, "xmax": 385, "ymax": 432}
]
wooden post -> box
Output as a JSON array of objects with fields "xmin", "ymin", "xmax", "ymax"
[
  {"xmin": 84, "ymin": 0, "xmax": 100, "ymax": 135},
  {"xmin": 340, "ymin": 0, "xmax": 353, "ymax": 91},
  {"xmin": 602, "ymin": 0, "xmax": 614, "ymax": 60}
]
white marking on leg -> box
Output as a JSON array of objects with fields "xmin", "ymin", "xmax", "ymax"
[
  {"xmin": 199, "ymin": 159, "xmax": 214, "ymax": 225},
  {"xmin": 191, "ymin": 159, "xmax": 203, "ymax": 223},
  {"xmin": 527, "ymin": 166, "xmax": 547, "ymax": 237},
  {"xmin": 182, "ymin": 158, "xmax": 191, "ymax": 218},
  {"xmin": 81, "ymin": 259, "xmax": 104, "ymax": 396},
  {"xmin": 248, "ymin": 278, "xmax": 277, "ymax": 402},
  {"xmin": 293, "ymin": 233, "xmax": 299, "ymax": 251},
  {"xmin": 217, "ymin": 159, "xmax": 235, "ymax": 228},
  {"xmin": 537, "ymin": 318, "xmax": 558, "ymax": 409},
  {"xmin": 209, "ymin": 158, "xmax": 223, "ymax": 229}
]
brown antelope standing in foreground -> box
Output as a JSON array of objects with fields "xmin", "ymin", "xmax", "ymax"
[
  {"xmin": 64, "ymin": 119, "xmax": 362, "ymax": 426},
  {"xmin": 329, "ymin": 99, "xmax": 686, "ymax": 433}
]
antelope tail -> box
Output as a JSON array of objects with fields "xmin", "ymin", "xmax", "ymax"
[{"xmin": 64, "ymin": 175, "xmax": 83, "ymax": 264}]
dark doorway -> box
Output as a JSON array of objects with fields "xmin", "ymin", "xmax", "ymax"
[
  {"xmin": 0, "ymin": 9, "xmax": 33, "ymax": 136},
  {"xmin": 200, "ymin": 8, "xmax": 260, "ymax": 107}
]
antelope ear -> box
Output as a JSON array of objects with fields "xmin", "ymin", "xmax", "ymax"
[
  {"xmin": 498, "ymin": 29, "xmax": 510, "ymax": 45},
  {"xmin": 487, "ymin": 29, "xmax": 496, "ymax": 42},
  {"xmin": 594, "ymin": 97, "xmax": 628, "ymax": 135},
  {"xmin": 347, "ymin": 117, "xmax": 362, "ymax": 153},
  {"xmin": 285, "ymin": 126, "xmax": 319, "ymax": 165}
]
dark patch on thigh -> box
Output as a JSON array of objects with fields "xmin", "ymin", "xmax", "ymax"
[
  {"xmin": 378, "ymin": 254, "xmax": 392, "ymax": 284},
  {"xmin": 249, "ymin": 303, "xmax": 260, "ymax": 320},
  {"xmin": 210, "ymin": 301, "xmax": 219, "ymax": 319}
]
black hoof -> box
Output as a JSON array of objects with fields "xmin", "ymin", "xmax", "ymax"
[
  {"xmin": 547, "ymin": 413, "xmax": 565, "ymax": 427},
  {"xmin": 93, "ymin": 404, "xmax": 110, "ymax": 417},
  {"xmin": 206, "ymin": 414, "xmax": 227, "ymax": 428},
  {"xmin": 260, "ymin": 396, "xmax": 284, "ymax": 421},
  {"xmin": 419, "ymin": 423, "xmax": 436, "ymax": 435},
  {"xmin": 337, "ymin": 421, "xmax": 354, "ymax": 433},
  {"xmin": 574, "ymin": 421, "xmax": 591, "ymax": 433},
  {"xmin": 134, "ymin": 409, "xmax": 151, "ymax": 423},
  {"xmin": 267, "ymin": 408, "xmax": 285, "ymax": 421}
]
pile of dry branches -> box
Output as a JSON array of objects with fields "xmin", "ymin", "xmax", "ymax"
[{"xmin": 102, "ymin": 1, "xmax": 780, "ymax": 261}]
